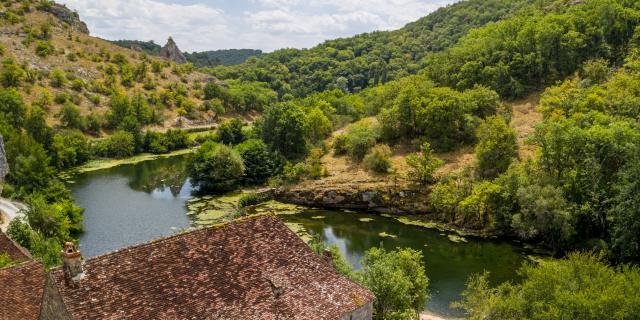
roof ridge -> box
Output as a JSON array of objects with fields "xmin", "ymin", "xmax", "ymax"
[{"xmin": 60, "ymin": 213, "xmax": 274, "ymax": 269}]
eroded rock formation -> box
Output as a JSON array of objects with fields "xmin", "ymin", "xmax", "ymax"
[
  {"xmin": 0, "ymin": 134, "xmax": 8, "ymax": 195},
  {"xmin": 160, "ymin": 37, "xmax": 187, "ymax": 64},
  {"xmin": 44, "ymin": 3, "xmax": 90, "ymax": 34}
]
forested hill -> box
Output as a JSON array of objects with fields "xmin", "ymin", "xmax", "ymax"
[
  {"xmin": 110, "ymin": 40, "xmax": 263, "ymax": 67},
  {"xmin": 209, "ymin": 0, "xmax": 534, "ymax": 97}
]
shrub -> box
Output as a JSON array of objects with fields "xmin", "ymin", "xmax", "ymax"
[
  {"xmin": 235, "ymin": 139, "xmax": 276, "ymax": 185},
  {"xmin": 50, "ymin": 130, "xmax": 91, "ymax": 169},
  {"xmin": 406, "ymin": 142, "xmax": 443, "ymax": 185},
  {"xmin": 35, "ymin": 41, "xmax": 54, "ymax": 57},
  {"xmin": 363, "ymin": 144, "xmax": 392, "ymax": 173},
  {"xmin": 345, "ymin": 121, "xmax": 380, "ymax": 161},
  {"xmin": 238, "ymin": 192, "xmax": 260, "ymax": 208},
  {"xmin": 187, "ymin": 142, "xmax": 245, "ymax": 192},
  {"xmin": 332, "ymin": 134, "xmax": 348, "ymax": 155},
  {"xmin": 93, "ymin": 131, "xmax": 135, "ymax": 158},
  {"xmin": 218, "ymin": 118, "xmax": 244, "ymax": 145},
  {"xmin": 357, "ymin": 247, "xmax": 429, "ymax": 319},
  {"xmin": 475, "ymin": 116, "xmax": 518, "ymax": 179},
  {"xmin": 50, "ymin": 69, "xmax": 67, "ymax": 88},
  {"xmin": 1, "ymin": 59, "xmax": 26, "ymax": 87}
]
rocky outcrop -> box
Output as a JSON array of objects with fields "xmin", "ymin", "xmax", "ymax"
[
  {"xmin": 160, "ymin": 37, "xmax": 187, "ymax": 64},
  {"xmin": 275, "ymin": 187, "xmax": 431, "ymax": 215},
  {"xmin": 44, "ymin": 4, "xmax": 90, "ymax": 34},
  {"xmin": 0, "ymin": 134, "xmax": 8, "ymax": 195}
]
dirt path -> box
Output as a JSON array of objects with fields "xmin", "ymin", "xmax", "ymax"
[{"xmin": 509, "ymin": 92, "xmax": 542, "ymax": 159}]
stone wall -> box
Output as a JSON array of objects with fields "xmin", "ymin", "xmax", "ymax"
[
  {"xmin": 0, "ymin": 134, "xmax": 8, "ymax": 195},
  {"xmin": 340, "ymin": 301, "xmax": 373, "ymax": 320},
  {"xmin": 39, "ymin": 274, "xmax": 73, "ymax": 320}
]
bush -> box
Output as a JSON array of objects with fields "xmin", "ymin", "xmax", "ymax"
[
  {"xmin": 363, "ymin": 144, "xmax": 392, "ymax": 173},
  {"xmin": 235, "ymin": 139, "xmax": 276, "ymax": 185},
  {"xmin": 93, "ymin": 131, "xmax": 135, "ymax": 158},
  {"xmin": 35, "ymin": 41, "xmax": 54, "ymax": 57},
  {"xmin": 357, "ymin": 247, "xmax": 430, "ymax": 319},
  {"xmin": 238, "ymin": 192, "xmax": 260, "ymax": 208},
  {"xmin": 218, "ymin": 118, "xmax": 244, "ymax": 145},
  {"xmin": 345, "ymin": 120, "xmax": 380, "ymax": 161},
  {"xmin": 332, "ymin": 134, "xmax": 348, "ymax": 155},
  {"xmin": 406, "ymin": 142, "xmax": 443, "ymax": 185},
  {"xmin": 50, "ymin": 130, "xmax": 91, "ymax": 169},
  {"xmin": 455, "ymin": 252, "xmax": 640, "ymax": 320},
  {"xmin": 187, "ymin": 142, "xmax": 245, "ymax": 192},
  {"xmin": 475, "ymin": 116, "xmax": 518, "ymax": 179}
]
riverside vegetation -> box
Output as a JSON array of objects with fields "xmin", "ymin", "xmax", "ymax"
[{"xmin": 2, "ymin": 0, "xmax": 640, "ymax": 319}]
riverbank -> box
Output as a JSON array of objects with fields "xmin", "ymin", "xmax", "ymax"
[{"xmin": 61, "ymin": 148, "xmax": 195, "ymax": 178}]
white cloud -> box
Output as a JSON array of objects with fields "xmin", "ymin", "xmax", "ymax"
[
  {"xmin": 58, "ymin": 0, "xmax": 231, "ymax": 52},
  {"xmin": 58, "ymin": 0, "xmax": 458, "ymax": 52}
]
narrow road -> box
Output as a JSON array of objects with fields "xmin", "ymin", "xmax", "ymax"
[{"xmin": 0, "ymin": 198, "xmax": 25, "ymax": 231}]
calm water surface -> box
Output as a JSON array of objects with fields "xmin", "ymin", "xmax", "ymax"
[{"xmin": 69, "ymin": 154, "xmax": 529, "ymax": 317}]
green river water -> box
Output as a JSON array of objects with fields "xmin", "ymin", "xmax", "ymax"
[{"xmin": 68, "ymin": 154, "xmax": 532, "ymax": 317}]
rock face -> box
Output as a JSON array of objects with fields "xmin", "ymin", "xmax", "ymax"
[
  {"xmin": 159, "ymin": 37, "xmax": 188, "ymax": 64},
  {"xmin": 45, "ymin": 4, "xmax": 90, "ymax": 34},
  {"xmin": 0, "ymin": 134, "xmax": 8, "ymax": 195}
]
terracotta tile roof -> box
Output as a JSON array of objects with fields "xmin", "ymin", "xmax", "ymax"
[
  {"xmin": 0, "ymin": 260, "xmax": 45, "ymax": 320},
  {"xmin": 50, "ymin": 215, "xmax": 374, "ymax": 319},
  {"xmin": 0, "ymin": 230, "xmax": 32, "ymax": 262}
]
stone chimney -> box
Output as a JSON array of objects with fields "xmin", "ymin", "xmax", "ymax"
[{"xmin": 60, "ymin": 242, "xmax": 85, "ymax": 282}]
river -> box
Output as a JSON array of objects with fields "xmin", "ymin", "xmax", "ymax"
[{"xmin": 68, "ymin": 154, "xmax": 530, "ymax": 317}]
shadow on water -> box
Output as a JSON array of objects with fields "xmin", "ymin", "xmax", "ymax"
[{"xmin": 69, "ymin": 154, "xmax": 530, "ymax": 317}]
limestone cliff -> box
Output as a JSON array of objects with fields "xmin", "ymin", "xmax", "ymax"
[
  {"xmin": 0, "ymin": 134, "xmax": 8, "ymax": 195},
  {"xmin": 159, "ymin": 37, "xmax": 187, "ymax": 64},
  {"xmin": 44, "ymin": 3, "xmax": 90, "ymax": 34}
]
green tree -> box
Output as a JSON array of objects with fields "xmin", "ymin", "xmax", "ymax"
[
  {"xmin": 455, "ymin": 252, "xmax": 640, "ymax": 320},
  {"xmin": 610, "ymin": 152, "xmax": 640, "ymax": 262},
  {"xmin": 1, "ymin": 59, "xmax": 26, "ymax": 87},
  {"xmin": 235, "ymin": 139, "xmax": 276, "ymax": 185},
  {"xmin": 0, "ymin": 88, "xmax": 27, "ymax": 128},
  {"xmin": 306, "ymin": 107, "xmax": 333, "ymax": 143},
  {"xmin": 94, "ymin": 131, "xmax": 135, "ymax": 158},
  {"xmin": 187, "ymin": 142, "xmax": 245, "ymax": 192},
  {"xmin": 406, "ymin": 142, "xmax": 443, "ymax": 185},
  {"xmin": 363, "ymin": 144, "xmax": 392, "ymax": 174},
  {"xmin": 218, "ymin": 118, "xmax": 245, "ymax": 145},
  {"xmin": 357, "ymin": 247, "xmax": 430, "ymax": 320},
  {"xmin": 260, "ymin": 102, "xmax": 309, "ymax": 159},
  {"xmin": 475, "ymin": 116, "xmax": 518, "ymax": 179},
  {"xmin": 50, "ymin": 130, "xmax": 91, "ymax": 169},
  {"xmin": 57, "ymin": 103, "xmax": 84, "ymax": 130}
]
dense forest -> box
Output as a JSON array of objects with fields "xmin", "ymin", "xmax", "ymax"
[{"xmin": 2, "ymin": 0, "xmax": 640, "ymax": 318}]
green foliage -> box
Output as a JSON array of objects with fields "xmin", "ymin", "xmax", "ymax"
[
  {"xmin": 142, "ymin": 129, "xmax": 191, "ymax": 154},
  {"xmin": 306, "ymin": 107, "xmax": 333, "ymax": 143},
  {"xmin": 218, "ymin": 118, "xmax": 245, "ymax": 145},
  {"xmin": 184, "ymin": 49, "xmax": 263, "ymax": 67},
  {"xmin": 259, "ymin": 102, "xmax": 309, "ymax": 159},
  {"xmin": 210, "ymin": 0, "xmax": 530, "ymax": 97},
  {"xmin": 425, "ymin": 0, "xmax": 640, "ymax": 98},
  {"xmin": 406, "ymin": 142, "xmax": 443, "ymax": 185},
  {"xmin": 363, "ymin": 144, "xmax": 392, "ymax": 174},
  {"xmin": 475, "ymin": 116, "xmax": 518, "ymax": 179},
  {"xmin": 1, "ymin": 59, "xmax": 26, "ymax": 87},
  {"xmin": 93, "ymin": 131, "xmax": 135, "ymax": 158},
  {"xmin": 187, "ymin": 142, "xmax": 245, "ymax": 192},
  {"xmin": 455, "ymin": 252, "xmax": 640, "ymax": 320},
  {"xmin": 0, "ymin": 88, "xmax": 27, "ymax": 127},
  {"xmin": 35, "ymin": 41, "xmax": 54, "ymax": 57},
  {"xmin": 235, "ymin": 139, "xmax": 277, "ymax": 185},
  {"xmin": 238, "ymin": 192, "xmax": 259, "ymax": 208},
  {"xmin": 51, "ymin": 130, "xmax": 91, "ymax": 169},
  {"xmin": 609, "ymin": 152, "xmax": 640, "ymax": 262},
  {"xmin": 49, "ymin": 69, "xmax": 67, "ymax": 88},
  {"xmin": 357, "ymin": 247, "xmax": 430, "ymax": 319},
  {"xmin": 343, "ymin": 119, "xmax": 380, "ymax": 161},
  {"xmin": 57, "ymin": 103, "xmax": 84, "ymax": 130}
]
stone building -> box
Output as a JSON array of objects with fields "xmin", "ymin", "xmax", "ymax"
[
  {"xmin": 0, "ymin": 230, "xmax": 45, "ymax": 320},
  {"xmin": 36, "ymin": 215, "xmax": 374, "ymax": 319}
]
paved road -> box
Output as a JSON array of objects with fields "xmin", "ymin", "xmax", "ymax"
[{"xmin": 0, "ymin": 198, "xmax": 25, "ymax": 231}]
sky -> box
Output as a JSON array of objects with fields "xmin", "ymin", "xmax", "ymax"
[{"xmin": 57, "ymin": 0, "xmax": 457, "ymax": 53}]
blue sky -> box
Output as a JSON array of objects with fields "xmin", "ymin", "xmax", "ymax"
[{"xmin": 58, "ymin": 0, "xmax": 457, "ymax": 52}]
